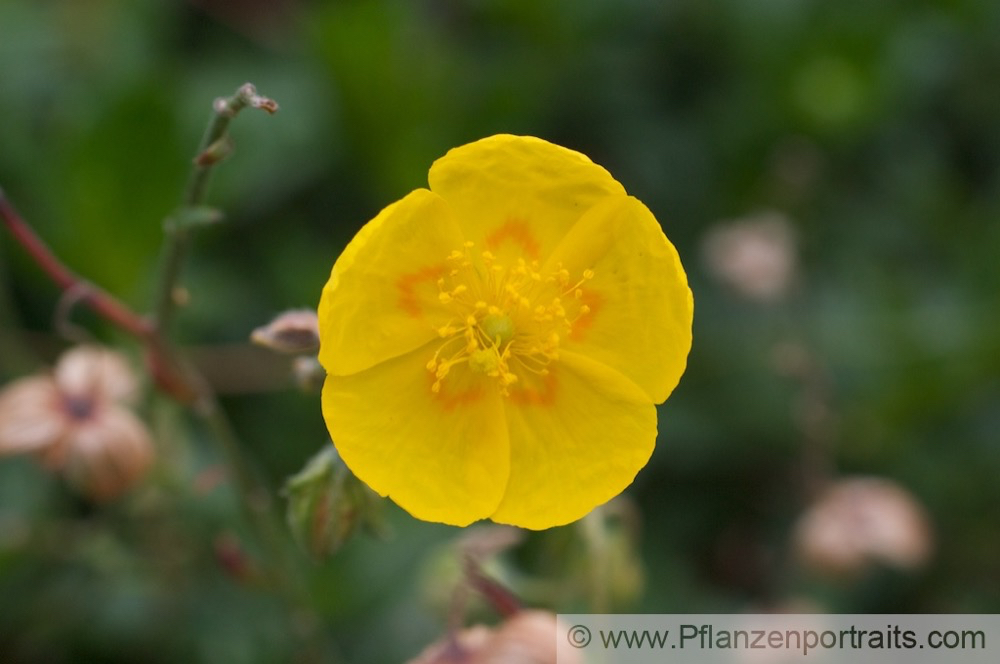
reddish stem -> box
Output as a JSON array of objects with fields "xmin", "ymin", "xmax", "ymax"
[
  {"xmin": 0, "ymin": 191, "xmax": 154, "ymax": 340},
  {"xmin": 464, "ymin": 555, "xmax": 521, "ymax": 618},
  {"xmin": 0, "ymin": 189, "xmax": 196, "ymax": 401}
]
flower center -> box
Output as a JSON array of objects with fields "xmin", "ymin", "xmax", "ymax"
[
  {"xmin": 425, "ymin": 241, "xmax": 593, "ymax": 396},
  {"xmin": 62, "ymin": 394, "xmax": 96, "ymax": 421},
  {"xmin": 480, "ymin": 313, "xmax": 515, "ymax": 346}
]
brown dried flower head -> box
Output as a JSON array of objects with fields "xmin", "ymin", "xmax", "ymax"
[
  {"xmin": 793, "ymin": 476, "xmax": 933, "ymax": 576},
  {"xmin": 0, "ymin": 345, "xmax": 153, "ymax": 501}
]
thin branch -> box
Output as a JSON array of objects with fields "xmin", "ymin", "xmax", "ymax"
[
  {"xmin": 0, "ymin": 189, "xmax": 154, "ymax": 341},
  {"xmin": 151, "ymin": 83, "xmax": 303, "ymax": 600},
  {"xmin": 464, "ymin": 554, "xmax": 522, "ymax": 618},
  {"xmin": 153, "ymin": 83, "xmax": 279, "ymax": 331},
  {"xmin": 0, "ymin": 188, "xmax": 200, "ymax": 401},
  {"xmin": 0, "ymin": 87, "xmax": 300, "ymax": 609}
]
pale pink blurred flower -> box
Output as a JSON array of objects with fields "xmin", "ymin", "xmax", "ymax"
[
  {"xmin": 702, "ymin": 211, "xmax": 798, "ymax": 302},
  {"xmin": 408, "ymin": 611, "xmax": 575, "ymax": 664},
  {"xmin": 0, "ymin": 345, "xmax": 153, "ymax": 501},
  {"xmin": 793, "ymin": 476, "xmax": 933, "ymax": 576}
]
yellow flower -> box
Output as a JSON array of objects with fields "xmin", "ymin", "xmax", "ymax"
[{"xmin": 318, "ymin": 135, "xmax": 692, "ymax": 529}]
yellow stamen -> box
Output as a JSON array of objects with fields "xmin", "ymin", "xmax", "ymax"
[{"xmin": 424, "ymin": 241, "xmax": 596, "ymax": 397}]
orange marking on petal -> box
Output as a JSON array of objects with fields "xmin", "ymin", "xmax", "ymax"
[
  {"xmin": 570, "ymin": 289, "xmax": 603, "ymax": 341},
  {"xmin": 485, "ymin": 219, "xmax": 540, "ymax": 260},
  {"xmin": 397, "ymin": 264, "xmax": 446, "ymax": 318},
  {"xmin": 429, "ymin": 374, "xmax": 485, "ymax": 411},
  {"xmin": 508, "ymin": 372, "xmax": 558, "ymax": 407}
]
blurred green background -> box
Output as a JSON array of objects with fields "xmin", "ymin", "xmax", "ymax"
[{"xmin": 1, "ymin": 0, "xmax": 998, "ymax": 662}]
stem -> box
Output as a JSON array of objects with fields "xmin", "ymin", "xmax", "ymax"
[
  {"xmin": 1, "ymin": 86, "xmax": 297, "ymax": 604},
  {"xmin": 158, "ymin": 85, "xmax": 306, "ymax": 606},
  {"xmin": 581, "ymin": 508, "xmax": 610, "ymax": 613},
  {"xmin": 151, "ymin": 83, "xmax": 297, "ymax": 594},
  {"xmin": 153, "ymin": 82, "xmax": 278, "ymax": 331},
  {"xmin": 0, "ymin": 187, "xmax": 201, "ymax": 401},
  {"xmin": 0, "ymin": 189, "xmax": 155, "ymax": 341},
  {"xmin": 464, "ymin": 555, "xmax": 521, "ymax": 618},
  {"xmin": 197, "ymin": 394, "xmax": 303, "ymax": 597}
]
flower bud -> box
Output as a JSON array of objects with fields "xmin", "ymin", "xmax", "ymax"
[
  {"xmin": 214, "ymin": 531, "xmax": 258, "ymax": 583},
  {"xmin": 292, "ymin": 356, "xmax": 326, "ymax": 393},
  {"xmin": 251, "ymin": 309, "xmax": 320, "ymax": 354},
  {"xmin": 284, "ymin": 445, "xmax": 384, "ymax": 559}
]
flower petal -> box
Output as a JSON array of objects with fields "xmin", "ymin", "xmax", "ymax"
[
  {"xmin": 321, "ymin": 343, "xmax": 509, "ymax": 526},
  {"xmin": 318, "ymin": 189, "xmax": 467, "ymax": 376},
  {"xmin": 545, "ymin": 195, "xmax": 693, "ymax": 403},
  {"xmin": 428, "ymin": 135, "xmax": 625, "ymax": 263},
  {"xmin": 0, "ymin": 376, "xmax": 66, "ymax": 455},
  {"xmin": 56, "ymin": 346, "xmax": 138, "ymax": 405},
  {"xmin": 490, "ymin": 351, "xmax": 655, "ymax": 530},
  {"xmin": 61, "ymin": 406, "xmax": 154, "ymax": 501}
]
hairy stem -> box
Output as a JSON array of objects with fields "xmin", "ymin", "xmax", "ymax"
[
  {"xmin": 153, "ymin": 82, "xmax": 278, "ymax": 331},
  {"xmin": 152, "ymin": 83, "xmax": 298, "ymax": 595}
]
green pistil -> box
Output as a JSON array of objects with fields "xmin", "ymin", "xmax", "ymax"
[{"xmin": 480, "ymin": 314, "xmax": 515, "ymax": 346}]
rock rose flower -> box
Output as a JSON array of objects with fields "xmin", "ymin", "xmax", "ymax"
[{"xmin": 318, "ymin": 135, "xmax": 692, "ymax": 529}]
